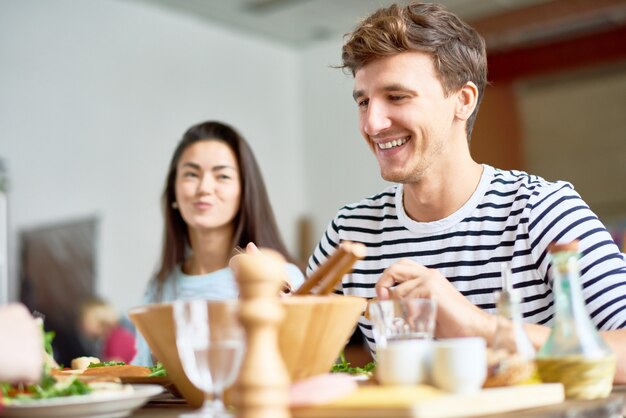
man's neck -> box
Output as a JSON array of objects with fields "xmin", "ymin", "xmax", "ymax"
[{"xmin": 403, "ymin": 159, "xmax": 483, "ymax": 223}]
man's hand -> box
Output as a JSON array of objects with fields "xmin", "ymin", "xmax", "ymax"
[{"xmin": 375, "ymin": 259, "xmax": 496, "ymax": 340}]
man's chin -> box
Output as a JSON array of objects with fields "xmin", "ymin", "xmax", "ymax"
[
  {"xmin": 380, "ymin": 169, "xmax": 420, "ymax": 184},
  {"xmin": 380, "ymin": 171, "xmax": 406, "ymax": 183},
  {"xmin": 380, "ymin": 167, "xmax": 405, "ymax": 183}
]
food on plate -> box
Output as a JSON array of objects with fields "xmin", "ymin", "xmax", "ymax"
[
  {"xmin": 1, "ymin": 372, "xmax": 92, "ymax": 403},
  {"xmin": 330, "ymin": 352, "xmax": 375, "ymax": 377},
  {"xmin": 0, "ymin": 326, "xmax": 131, "ymax": 405},
  {"xmin": 146, "ymin": 362, "xmax": 167, "ymax": 377},
  {"xmin": 66, "ymin": 358, "xmax": 167, "ymax": 379},
  {"xmin": 82, "ymin": 364, "xmax": 152, "ymax": 378},
  {"xmin": 40, "ymin": 324, "xmax": 59, "ymax": 370},
  {"xmin": 71, "ymin": 356, "xmax": 101, "ymax": 371}
]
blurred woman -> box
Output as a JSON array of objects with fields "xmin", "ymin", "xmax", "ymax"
[{"xmin": 133, "ymin": 121, "xmax": 303, "ymax": 366}]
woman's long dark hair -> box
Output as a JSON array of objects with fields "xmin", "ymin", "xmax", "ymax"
[{"xmin": 154, "ymin": 121, "xmax": 295, "ymax": 293}]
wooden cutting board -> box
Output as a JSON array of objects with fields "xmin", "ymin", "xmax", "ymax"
[{"xmin": 292, "ymin": 383, "xmax": 564, "ymax": 418}]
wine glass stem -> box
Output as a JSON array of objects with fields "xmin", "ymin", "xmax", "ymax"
[
  {"xmin": 191, "ymin": 397, "xmax": 215, "ymax": 418},
  {"xmin": 213, "ymin": 389, "xmax": 225, "ymax": 412}
]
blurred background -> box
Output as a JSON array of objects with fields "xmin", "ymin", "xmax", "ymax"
[{"xmin": 1, "ymin": 0, "xmax": 625, "ymax": 363}]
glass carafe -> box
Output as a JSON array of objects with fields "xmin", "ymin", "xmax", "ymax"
[
  {"xmin": 485, "ymin": 264, "xmax": 535, "ymax": 387},
  {"xmin": 536, "ymin": 241, "xmax": 615, "ymax": 399}
]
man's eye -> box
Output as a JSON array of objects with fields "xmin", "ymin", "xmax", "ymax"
[
  {"xmin": 389, "ymin": 95, "xmax": 406, "ymax": 101},
  {"xmin": 357, "ymin": 99, "xmax": 369, "ymax": 108}
]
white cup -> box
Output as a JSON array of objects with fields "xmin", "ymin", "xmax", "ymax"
[
  {"xmin": 431, "ymin": 337, "xmax": 486, "ymax": 393},
  {"xmin": 376, "ymin": 339, "xmax": 432, "ymax": 385}
]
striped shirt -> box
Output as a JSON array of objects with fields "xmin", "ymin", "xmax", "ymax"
[{"xmin": 307, "ymin": 165, "xmax": 626, "ymax": 352}]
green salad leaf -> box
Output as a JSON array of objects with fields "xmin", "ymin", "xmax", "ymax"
[
  {"xmin": 87, "ymin": 361, "xmax": 126, "ymax": 368},
  {"xmin": 43, "ymin": 330, "xmax": 55, "ymax": 358},
  {"xmin": 330, "ymin": 352, "xmax": 375, "ymax": 376},
  {"xmin": 25, "ymin": 376, "xmax": 91, "ymax": 400},
  {"xmin": 148, "ymin": 362, "xmax": 167, "ymax": 377}
]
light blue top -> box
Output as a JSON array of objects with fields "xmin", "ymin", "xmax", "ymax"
[{"xmin": 132, "ymin": 263, "xmax": 304, "ymax": 366}]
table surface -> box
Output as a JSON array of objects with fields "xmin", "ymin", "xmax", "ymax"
[{"xmin": 129, "ymin": 385, "xmax": 626, "ymax": 418}]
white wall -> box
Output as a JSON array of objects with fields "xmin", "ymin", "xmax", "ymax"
[
  {"xmin": 300, "ymin": 40, "xmax": 388, "ymax": 245},
  {"xmin": 0, "ymin": 0, "xmax": 304, "ymax": 311}
]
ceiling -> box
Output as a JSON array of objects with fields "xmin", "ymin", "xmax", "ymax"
[{"xmin": 131, "ymin": 0, "xmax": 555, "ymax": 47}]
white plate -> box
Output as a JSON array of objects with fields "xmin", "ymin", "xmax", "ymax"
[{"xmin": 1, "ymin": 384, "xmax": 163, "ymax": 418}]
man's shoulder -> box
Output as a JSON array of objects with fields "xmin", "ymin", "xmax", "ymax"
[
  {"xmin": 488, "ymin": 167, "xmax": 582, "ymax": 218},
  {"xmin": 492, "ymin": 167, "xmax": 546, "ymax": 186},
  {"xmin": 490, "ymin": 167, "xmax": 572, "ymax": 194},
  {"xmin": 338, "ymin": 184, "xmax": 399, "ymax": 213}
]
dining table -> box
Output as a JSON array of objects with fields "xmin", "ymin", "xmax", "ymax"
[{"xmin": 128, "ymin": 384, "xmax": 626, "ymax": 418}]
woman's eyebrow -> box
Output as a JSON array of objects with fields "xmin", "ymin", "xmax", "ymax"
[
  {"xmin": 181, "ymin": 162, "xmax": 237, "ymax": 172},
  {"xmin": 181, "ymin": 162, "xmax": 201, "ymax": 170},
  {"xmin": 212, "ymin": 165, "xmax": 237, "ymax": 172}
]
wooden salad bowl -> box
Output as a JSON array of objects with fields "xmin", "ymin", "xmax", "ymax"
[{"xmin": 129, "ymin": 295, "xmax": 366, "ymax": 408}]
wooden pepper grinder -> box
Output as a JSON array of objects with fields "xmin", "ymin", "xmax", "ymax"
[{"xmin": 230, "ymin": 251, "xmax": 290, "ymax": 418}]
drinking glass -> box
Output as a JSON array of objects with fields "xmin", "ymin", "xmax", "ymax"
[
  {"xmin": 369, "ymin": 298, "xmax": 437, "ymax": 346},
  {"xmin": 173, "ymin": 299, "xmax": 244, "ymax": 417},
  {"xmin": 369, "ymin": 298, "xmax": 437, "ymax": 385}
]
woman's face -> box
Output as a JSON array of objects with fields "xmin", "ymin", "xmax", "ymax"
[{"xmin": 174, "ymin": 140, "xmax": 241, "ymax": 234}]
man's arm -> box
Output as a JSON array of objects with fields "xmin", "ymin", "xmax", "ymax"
[{"xmin": 600, "ymin": 329, "xmax": 626, "ymax": 383}]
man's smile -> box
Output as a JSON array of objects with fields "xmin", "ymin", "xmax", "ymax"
[{"xmin": 376, "ymin": 136, "xmax": 409, "ymax": 150}]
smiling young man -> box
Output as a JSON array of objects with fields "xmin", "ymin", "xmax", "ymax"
[{"xmin": 307, "ymin": 2, "xmax": 626, "ymax": 382}]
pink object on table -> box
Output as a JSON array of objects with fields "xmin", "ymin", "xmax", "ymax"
[{"xmin": 290, "ymin": 373, "xmax": 359, "ymax": 407}]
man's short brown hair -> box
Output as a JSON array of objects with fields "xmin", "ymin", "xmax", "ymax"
[{"xmin": 342, "ymin": 2, "xmax": 487, "ymax": 140}]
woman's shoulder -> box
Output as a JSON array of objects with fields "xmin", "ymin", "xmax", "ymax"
[{"xmin": 142, "ymin": 267, "xmax": 181, "ymax": 303}]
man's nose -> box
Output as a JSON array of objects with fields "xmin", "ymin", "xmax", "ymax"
[{"xmin": 362, "ymin": 101, "xmax": 391, "ymax": 136}]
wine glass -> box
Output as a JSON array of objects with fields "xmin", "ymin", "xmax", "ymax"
[{"xmin": 173, "ymin": 299, "xmax": 244, "ymax": 417}]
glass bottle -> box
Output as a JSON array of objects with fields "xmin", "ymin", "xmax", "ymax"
[
  {"xmin": 485, "ymin": 263, "xmax": 535, "ymax": 387},
  {"xmin": 536, "ymin": 241, "xmax": 615, "ymax": 399}
]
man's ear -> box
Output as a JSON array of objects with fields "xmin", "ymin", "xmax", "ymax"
[{"xmin": 455, "ymin": 81, "xmax": 478, "ymax": 122}]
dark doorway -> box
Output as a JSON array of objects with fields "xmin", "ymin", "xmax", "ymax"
[{"xmin": 19, "ymin": 217, "xmax": 98, "ymax": 366}]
